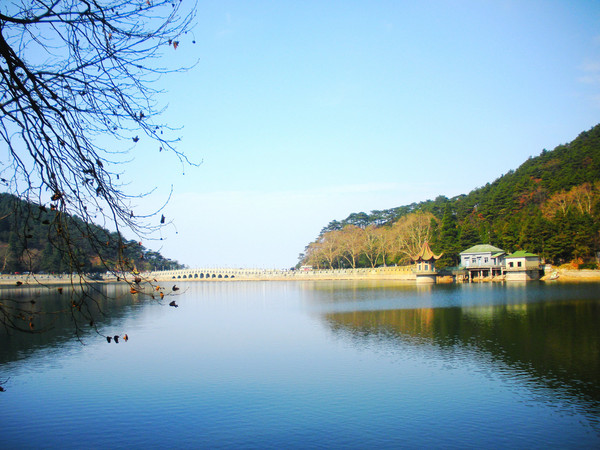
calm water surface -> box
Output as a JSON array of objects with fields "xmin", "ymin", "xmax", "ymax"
[{"xmin": 1, "ymin": 281, "xmax": 599, "ymax": 448}]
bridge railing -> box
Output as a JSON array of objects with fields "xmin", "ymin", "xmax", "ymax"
[{"xmin": 147, "ymin": 265, "xmax": 415, "ymax": 281}]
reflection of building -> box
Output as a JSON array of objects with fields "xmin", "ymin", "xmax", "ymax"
[
  {"xmin": 412, "ymin": 242, "xmax": 442, "ymax": 284},
  {"xmin": 459, "ymin": 244, "xmax": 505, "ymax": 281},
  {"xmin": 504, "ymin": 251, "xmax": 541, "ymax": 281}
]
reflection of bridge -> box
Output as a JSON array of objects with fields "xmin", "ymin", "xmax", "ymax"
[{"xmin": 147, "ymin": 266, "xmax": 415, "ymax": 282}]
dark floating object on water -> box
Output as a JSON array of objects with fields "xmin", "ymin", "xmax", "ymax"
[
  {"xmin": 57, "ymin": 287, "xmax": 63, "ymax": 294},
  {"xmin": 169, "ymin": 301, "xmax": 178, "ymax": 308},
  {"xmin": 172, "ymin": 285, "xmax": 179, "ymax": 291},
  {"xmin": 114, "ymin": 335, "xmax": 119, "ymax": 344},
  {"xmin": 16, "ymin": 281, "xmax": 22, "ymax": 286},
  {"xmin": 123, "ymin": 334, "xmax": 129, "ymax": 342},
  {"xmin": 106, "ymin": 336, "xmax": 112, "ymax": 343}
]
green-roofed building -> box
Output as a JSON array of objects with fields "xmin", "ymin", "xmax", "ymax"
[
  {"xmin": 459, "ymin": 244, "xmax": 506, "ymax": 280},
  {"xmin": 505, "ymin": 250, "xmax": 541, "ymax": 281}
]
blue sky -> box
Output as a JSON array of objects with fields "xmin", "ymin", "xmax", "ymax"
[{"xmin": 128, "ymin": 1, "xmax": 600, "ymax": 268}]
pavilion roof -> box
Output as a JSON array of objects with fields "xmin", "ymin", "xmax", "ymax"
[{"xmin": 412, "ymin": 242, "xmax": 443, "ymax": 261}]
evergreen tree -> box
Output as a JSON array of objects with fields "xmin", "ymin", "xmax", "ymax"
[
  {"xmin": 436, "ymin": 204, "xmax": 460, "ymax": 268},
  {"xmin": 458, "ymin": 219, "xmax": 480, "ymax": 251},
  {"xmin": 7, "ymin": 231, "xmax": 24, "ymax": 272}
]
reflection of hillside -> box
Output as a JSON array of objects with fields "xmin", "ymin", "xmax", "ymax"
[
  {"xmin": 0, "ymin": 283, "xmax": 142, "ymax": 365},
  {"xmin": 324, "ymin": 300, "xmax": 600, "ymax": 406}
]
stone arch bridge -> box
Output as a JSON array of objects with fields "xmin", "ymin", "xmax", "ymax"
[
  {"xmin": 147, "ymin": 266, "xmax": 414, "ymax": 282},
  {"xmin": 149, "ymin": 267, "xmax": 289, "ymax": 281}
]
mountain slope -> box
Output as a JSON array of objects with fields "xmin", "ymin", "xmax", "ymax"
[
  {"xmin": 0, "ymin": 193, "xmax": 183, "ymax": 273},
  {"xmin": 303, "ymin": 124, "xmax": 600, "ymax": 268}
]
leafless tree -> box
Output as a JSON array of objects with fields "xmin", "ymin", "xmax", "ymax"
[
  {"xmin": 391, "ymin": 212, "xmax": 438, "ymax": 264},
  {"xmin": 304, "ymin": 230, "xmax": 344, "ymax": 270},
  {"xmin": 339, "ymin": 225, "xmax": 364, "ymax": 269},
  {"xmin": 0, "ymin": 0, "xmax": 197, "ymax": 337}
]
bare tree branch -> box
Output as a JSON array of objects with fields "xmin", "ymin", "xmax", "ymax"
[{"xmin": 0, "ymin": 0, "xmax": 197, "ymax": 336}]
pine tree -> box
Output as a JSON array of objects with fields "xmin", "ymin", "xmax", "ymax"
[{"xmin": 436, "ymin": 204, "xmax": 460, "ymax": 268}]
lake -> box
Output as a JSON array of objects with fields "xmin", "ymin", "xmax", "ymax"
[{"xmin": 1, "ymin": 280, "xmax": 599, "ymax": 448}]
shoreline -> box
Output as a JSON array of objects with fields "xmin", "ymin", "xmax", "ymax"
[{"xmin": 1, "ymin": 267, "xmax": 600, "ymax": 286}]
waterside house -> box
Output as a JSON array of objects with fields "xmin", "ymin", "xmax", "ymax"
[
  {"xmin": 460, "ymin": 244, "xmax": 506, "ymax": 281},
  {"xmin": 504, "ymin": 250, "xmax": 541, "ymax": 281},
  {"xmin": 459, "ymin": 244, "xmax": 543, "ymax": 282}
]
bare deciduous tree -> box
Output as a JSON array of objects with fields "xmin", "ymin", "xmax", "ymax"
[
  {"xmin": 362, "ymin": 225, "xmax": 394, "ymax": 268},
  {"xmin": 362, "ymin": 225, "xmax": 381, "ymax": 268},
  {"xmin": 339, "ymin": 225, "xmax": 364, "ymax": 268},
  {"xmin": 305, "ymin": 230, "xmax": 344, "ymax": 269},
  {"xmin": 391, "ymin": 212, "xmax": 437, "ymax": 264},
  {"xmin": 0, "ymin": 0, "xmax": 197, "ymax": 336}
]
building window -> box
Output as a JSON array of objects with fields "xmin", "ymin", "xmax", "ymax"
[
  {"xmin": 509, "ymin": 262, "xmax": 514, "ymax": 268},
  {"xmin": 517, "ymin": 261, "xmax": 522, "ymax": 267},
  {"xmin": 484, "ymin": 257, "xmax": 488, "ymax": 263}
]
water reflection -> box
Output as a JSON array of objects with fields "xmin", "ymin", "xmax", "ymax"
[
  {"xmin": 0, "ymin": 283, "xmax": 140, "ymax": 365},
  {"xmin": 323, "ymin": 293, "xmax": 600, "ymax": 421},
  {"xmin": 302, "ymin": 279, "xmax": 599, "ymax": 310},
  {"xmin": 1, "ymin": 280, "xmax": 599, "ymax": 448}
]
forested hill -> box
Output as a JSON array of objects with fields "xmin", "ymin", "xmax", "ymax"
[
  {"xmin": 301, "ymin": 124, "xmax": 600, "ymax": 269},
  {"xmin": 0, "ymin": 193, "xmax": 184, "ymax": 274}
]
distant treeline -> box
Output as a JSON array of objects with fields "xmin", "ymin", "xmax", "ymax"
[
  {"xmin": 301, "ymin": 124, "xmax": 600, "ymax": 269},
  {"xmin": 0, "ymin": 193, "xmax": 184, "ymax": 273}
]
